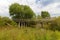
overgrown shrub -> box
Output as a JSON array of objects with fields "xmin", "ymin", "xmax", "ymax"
[
  {"xmin": 0, "ymin": 17, "xmax": 17, "ymax": 27},
  {"xmin": 49, "ymin": 17, "xmax": 60, "ymax": 31}
]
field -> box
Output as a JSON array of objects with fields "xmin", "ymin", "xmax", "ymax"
[{"xmin": 0, "ymin": 27, "xmax": 60, "ymax": 40}]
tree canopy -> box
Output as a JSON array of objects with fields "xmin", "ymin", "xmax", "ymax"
[
  {"xmin": 41, "ymin": 11, "xmax": 50, "ymax": 18},
  {"xmin": 9, "ymin": 3, "xmax": 35, "ymax": 19}
]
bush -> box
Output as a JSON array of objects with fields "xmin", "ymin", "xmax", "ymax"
[
  {"xmin": 0, "ymin": 17, "xmax": 5, "ymax": 26},
  {"xmin": 49, "ymin": 17, "xmax": 60, "ymax": 31},
  {"xmin": 0, "ymin": 17, "xmax": 17, "ymax": 27}
]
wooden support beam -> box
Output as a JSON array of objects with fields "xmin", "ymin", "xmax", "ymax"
[{"xmin": 18, "ymin": 21, "xmax": 20, "ymax": 28}]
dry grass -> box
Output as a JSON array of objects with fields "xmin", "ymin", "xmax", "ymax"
[{"xmin": 0, "ymin": 27, "xmax": 60, "ymax": 40}]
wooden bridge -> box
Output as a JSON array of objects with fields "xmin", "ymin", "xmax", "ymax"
[{"xmin": 13, "ymin": 18, "xmax": 55, "ymax": 27}]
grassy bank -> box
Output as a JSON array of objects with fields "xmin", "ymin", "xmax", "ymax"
[{"xmin": 0, "ymin": 27, "xmax": 60, "ymax": 40}]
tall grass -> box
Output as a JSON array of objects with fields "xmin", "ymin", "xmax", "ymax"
[{"xmin": 0, "ymin": 27, "xmax": 60, "ymax": 40}]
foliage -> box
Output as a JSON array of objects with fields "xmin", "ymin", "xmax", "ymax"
[
  {"xmin": 0, "ymin": 17, "xmax": 17, "ymax": 27},
  {"xmin": 49, "ymin": 17, "xmax": 60, "ymax": 31},
  {"xmin": 23, "ymin": 5, "xmax": 35, "ymax": 19},
  {"xmin": 9, "ymin": 3, "xmax": 35, "ymax": 19},
  {"xmin": 0, "ymin": 17, "xmax": 5, "ymax": 26},
  {"xmin": 0, "ymin": 27, "xmax": 59, "ymax": 40},
  {"xmin": 41, "ymin": 11, "xmax": 50, "ymax": 18}
]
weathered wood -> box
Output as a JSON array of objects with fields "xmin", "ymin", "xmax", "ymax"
[
  {"xmin": 18, "ymin": 22, "xmax": 20, "ymax": 28},
  {"xmin": 6, "ymin": 23, "xmax": 13, "ymax": 27},
  {"xmin": 13, "ymin": 18, "xmax": 55, "ymax": 27}
]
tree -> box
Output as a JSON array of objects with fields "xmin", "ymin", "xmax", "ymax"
[
  {"xmin": 9, "ymin": 3, "xmax": 35, "ymax": 19},
  {"xmin": 41, "ymin": 11, "xmax": 50, "ymax": 18},
  {"xmin": 9, "ymin": 3, "xmax": 35, "ymax": 27},
  {"xmin": 23, "ymin": 5, "xmax": 35, "ymax": 19},
  {"xmin": 9, "ymin": 3, "xmax": 23, "ymax": 19}
]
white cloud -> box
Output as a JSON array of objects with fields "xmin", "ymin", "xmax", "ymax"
[
  {"xmin": 41, "ymin": 3, "xmax": 60, "ymax": 17},
  {"xmin": 0, "ymin": 0, "xmax": 60, "ymax": 17}
]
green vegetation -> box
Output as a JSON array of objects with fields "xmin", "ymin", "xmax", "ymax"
[
  {"xmin": 0, "ymin": 27, "xmax": 60, "ymax": 40},
  {"xmin": 0, "ymin": 16, "xmax": 17, "ymax": 27},
  {"xmin": 0, "ymin": 3, "xmax": 60, "ymax": 40},
  {"xmin": 50, "ymin": 17, "xmax": 60, "ymax": 31},
  {"xmin": 9, "ymin": 3, "xmax": 35, "ymax": 19},
  {"xmin": 41, "ymin": 11, "xmax": 50, "ymax": 18},
  {"xmin": 9, "ymin": 3, "xmax": 36, "ymax": 27}
]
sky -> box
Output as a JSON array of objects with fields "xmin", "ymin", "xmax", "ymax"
[{"xmin": 0, "ymin": 0, "xmax": 60, "ymax": 17}]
